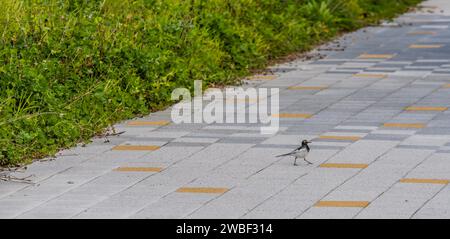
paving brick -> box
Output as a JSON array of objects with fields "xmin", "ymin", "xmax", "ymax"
[
  {"xmin": 187, "ymin": 179, "xmax": 293, "ymax": 218},
  {"xmin": 320, "ymin": 149, "xmax": 433, "ymax": 204},
  {"xmin": 326, "ymin": 140, "xmax": 399, "ymax": 164},
  {"xmin": 243, "ymin": 168, "xmax": 358, "ymax": 218},
  {"xmin": 6, "ymin": 4, "xmax": 450, "ymax": 219},
  {"xmin": 412, "ymin": 185, "xmax": 450, "ymax": 218},
  {"xmin": 298, "ymin": 206, "xmax": 363, "ymax": 219},
  {"xmin": 356, "ymin": 183, "xmax": 444, "ymax": 218}
]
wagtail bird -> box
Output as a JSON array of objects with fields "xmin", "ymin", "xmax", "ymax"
[{"xmin": 276, "ymin": 139, "xmax": 312, "ymax": 166}]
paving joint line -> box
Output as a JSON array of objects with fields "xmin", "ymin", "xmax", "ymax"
[
  {"xmin": 410, "ymin": 184, "xmax": 448, "ymax": 219},
  {"xmin": 295, "ymin": 139, "xmax": 405, "ymax": 218},
  {"xmin": 131, "ymin": 144, "xmax": 255, "ymax": 218},
  {"xmin": 352, "ymin": 150, "xmax": 436, "ymax": 218},
  {"xmin": 72, "ymin": 146, "xmax": 205, "ymax": 218},
  {"xmin": 239, "ymin": 172, "xmax": 309, "ymax": 218}
]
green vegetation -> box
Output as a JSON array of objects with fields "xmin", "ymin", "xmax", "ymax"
[{"xmin": 0, "ymin": 0, "xmax": 422, "ymax": 166}]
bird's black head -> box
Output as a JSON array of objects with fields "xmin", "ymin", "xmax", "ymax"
[{"xmin": 301, "ymin": 139, "xmax": 312, "ymax": 145}]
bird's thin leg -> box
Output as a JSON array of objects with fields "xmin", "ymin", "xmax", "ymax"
[
  {"xmin": 304, "ymin": 157, "xmax": 313, "ymax": 165},
  {"xmin": 294, "ymin": 157, "xmax": 298, "ymax": 166}
]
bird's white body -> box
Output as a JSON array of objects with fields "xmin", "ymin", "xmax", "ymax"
[{"xmin": 293, "ymin": 147, "xmax": 308, "ymax": 158}]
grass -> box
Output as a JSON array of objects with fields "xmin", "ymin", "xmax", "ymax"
[{"xmin": 0, "ymin": 0, "xmax": 423, "ymax": 166}]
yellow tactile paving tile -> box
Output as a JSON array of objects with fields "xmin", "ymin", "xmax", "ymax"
[
  {"xmin": 383, "ymin": 123, "xmax": 426, "ymax": 129},
  {"xmin": 353, "ymin": 73, "xmax": 387, "ymax": 79},
  {"xmin": 127, "ymin": 121, "xmax": 170, "ymax": 126},
  {"xmin": 112, "ymin": 145, "xmax": 161, "ymax": 151},
  {"xmin": 114, "ymin": 167, "xmax": 163, "ymax": 172},
  {"xmin": 314, "ymin": 201, "xmax": 370, "ymax": 208},
  {"xmin": 405, "ymin": 106, "xmax": 448, "ymax": 111},
  {"xmin": 319, "ymin": 163, "xmax": 368, "ymax": 169},
  {"xmin": 408, "ymin": 31, "xmax": 436, "ymax": 35},
  {"xmin": 176, "ymin": 187, "xmax": 229, "ymax": 194},
  {"xmin": 400, "ymin": 178, "xmax": 450, "ymax": 185},
  {"xmin": 247, "ymin": 75, "xmax": 277, "ymax": 81},
  {"xmin": 318, "ymin": 135, "xmax": 361, "ymax": 141},
  {"xmin": 409, "ymin": 44, "xmax": 443, "ymax": 49},
  {"xmin": 273, "ymin": 113, "xmax": 313, "ymax": 118},
  {"xmin": 287, "ymin": 86, "xmax": 328, "ymax": 90},
  {"xmin": 358, "ymin": 54, "xmax": 394, "ymax": 59}
]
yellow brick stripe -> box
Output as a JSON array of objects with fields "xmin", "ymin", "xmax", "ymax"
[
  {"xmin": 318, "ymin": 135, "xmax": 361, "ymax": 141},
  {"xmin": 127, "ymin": 121, "xmax": 170, "ymax": 126},
  {"xmin": 112, "ymin": 145, "xmax": 161, "ymax": 151},
  {"xmin": 358, "ymin": 54, "xmax": 394, "ymax": 59},
  {"xmin": 405, "ymin": 106, "xmax": 448, "ymax": 112},
  {"xmin": 114, "ymin": 167, "xmax": 163, "ymax": 172},
  {"xmin": 319, "ymin": 163, "xmax": 368, "ymax": 169},
  {"xmin": 247, "ymin": 75, "xmax": 277, "ymax": 81},
  {"xmin": 409, "ymin": 44, "xmax": 443, "ymax": 49},
  {"xmin": 400, "ymin": 178, "xmax": 449, "ymax": 185},
  {"xmin": 408, "ymin": 31, "xmax": 436, "ymax": 35},
  {"xmin": 353, "ymin": 73, "xmax": 387, "ymax": 79},
  {"xmin": 176, "ymin": 187, "xmax": 229, "ymax": 194},
  {"xmin": 383, "ymin": 123, "xmax": 426, "ymax": 129},
  {"xmin": 314, "ymin": 201, "xmax": 370, "ymax": 208}
]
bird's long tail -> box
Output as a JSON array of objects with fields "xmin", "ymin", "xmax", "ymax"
[{"xmin": 276, "ymin": 152, "xmax": 294, "ymax": 157}]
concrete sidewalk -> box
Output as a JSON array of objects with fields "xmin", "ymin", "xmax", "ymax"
[{"xmin": 1, "ymin": 0, "xmax": 450, "ymax": 219}]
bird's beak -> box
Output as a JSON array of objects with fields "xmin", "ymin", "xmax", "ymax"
[{"xmin": 307, "ymin": 141, "xmax": 312, "ymax": 144}]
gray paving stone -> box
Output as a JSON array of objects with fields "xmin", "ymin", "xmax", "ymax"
[
  {"xmin": 298, "ymin": 207, "xmax": 362, "ymax": 219},
  {"xmin": 326, "ymin": 140, "xmax": 399, "ymax": 164},
  {"xmin": 400, "ymin": 135, "xmax": 450, "ymax": 146},
  {"xmin": 405, "ymin": 153, "xmax": 450, "ymax": 179},
  {"xmin": 363, "ymin": 134, "xmax": 410, "ymax": 141},
  {"xmin": 412, "ymin": 185, "xmax": 450, "ymax": 218},
  {"xmin": 356, "ymin": 183, "xmax": 444, "ymax": 219},
  {"xmin": 131, "ymin": 200, "xmax": 209, "ymax": 219},
  {"xmin": 244, "ymin": 169, "xmax": 358, "ymax": 218},
  {"xmin": 187, "ymin": 178, "xmax": 294, "ymax": 219},
  {"xmin": 321, "ymin": 149, "xmax": 433, "ymax": 202}
]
